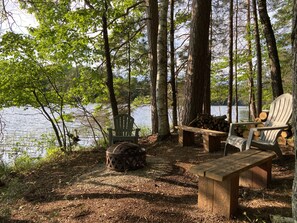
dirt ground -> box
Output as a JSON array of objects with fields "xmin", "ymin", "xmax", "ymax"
[{"xmin": 0, "ymin": 134, "xmax": 295, "ymax": 223}]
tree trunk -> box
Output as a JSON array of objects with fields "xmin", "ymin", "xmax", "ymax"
[
  {"xmin": 32, "ymin": 90, "xmax": 64, "ymax": 150},
  {"xmin": 235, "ymin": 0, "xmax": 239, "ymax": 122},
  {"xmin": 127, "ymin": 32, "xmax": 131, "ymax": 116},
  {"xmin": 157, "ymin": 0, "xmax": 170, "ymax": 140},
  {"xmin": 102, "ymin": 0, "xmax": 118, "ymax": 118},
  {"xmin": 203, "ymin": 8, "xmax": 212, "ymax": 115},
  {"xmin": 170, "ymin": 0, "xmax": 178, "ymax": 130},
  {"xmin": 145, "ymin": 0, "xmax": 159, "ymax": 134},
  {"xmin": 203, "ymin": 54, "xmax": 211, "ymax": 114},
  {"xmin": 257, "ymin": 0, "xmax": 283, "ymax": 98},
  {"xmin": 252, "ymin": 0, "xmax": 262, "ymax": 116},
  {"xmin": 291, "ymin": 0, "xmax": 297, "ymax": 219},
  {"xmin": 247, "ymin": 0, "xmax": 257, "ymax": 120},
  {"xmin": 227, "ymin": 0, "xmax": 234, "ymax": 123},
  {"xmin": 181, "ymin": 0, "xmax": 211, "ymax": 125}
]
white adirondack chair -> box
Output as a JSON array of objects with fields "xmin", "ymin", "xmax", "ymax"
[{"xmin": 224, "ymin": 93, "xmax": 293, "ymax": 158}]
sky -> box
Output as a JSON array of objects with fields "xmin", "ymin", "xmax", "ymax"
[{"xmin": 1, "ymin": 0, "xmax": 37, "ymax": 35}]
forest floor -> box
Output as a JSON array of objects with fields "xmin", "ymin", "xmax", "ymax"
[{"xmin": 0, "ymin": 134, "xmax": 294, "ymax": 223}]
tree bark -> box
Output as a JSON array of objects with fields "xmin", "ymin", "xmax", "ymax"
[
  {"xmin": 227, "ymin": 0, "xmax": 234, "ymax": 123},
  {"xmin": 291, "ymin": 0, "xmax": 297, "ymax": 219},
  {"xmin": 234, "ymin": 0, "xmax": 239, "ymax": 122},
  {"xmin": 247, "ymin": 0, "xmax": 257, "ymax": 120},
  {"xmin": 181, "ymin": 0, "xmax": 211, "ymax": 125},
  {"xmin": 85, "ymin": 0, "xmax": 118, "ymax": 118},
  {"xmin": 145, "ymin": 0, "xmax": 159, "ymax": 134},
  {"xmin": 157, "ymin": 0, "xmax": 170, "ymax": 140},
  {"xmin": 32, "ymin": 90, "xmax": 64, "ymax": 150},
  {"xmin": 252, "ymin": 0, "xmax": 262, "ymax": 116},
  {"xmin": 203, "ymin": 7, "xmax": 211, "ymax": 115},
  {"xmin": 100, "ymin": 0, "xmax": 118, "ymax": 118},
  {"xmin": 170, "ymin": 0, "xmax": 178, "ymax": 131},
  {"xmin": 257, "ymin": 0, "xmax": 283, "ymax": 98}
]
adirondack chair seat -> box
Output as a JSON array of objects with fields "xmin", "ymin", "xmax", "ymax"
[
  {"xmin": 225, "ymin": 127, "xmax": 287, "ymax": 158},
  {"xmin": 108, "ymin": 114, "xmax": 140, "ymax": 146},
  {"xmin": 224, "ymin": 93, "xmax": 293, "ymax": 158},
  {"xmin": 225, "ymin": 135, "xmax": 247, "ymax": 150},
  {"xmin": 108, "ymin": 134, "xmax": 140, "ymax": 145}
]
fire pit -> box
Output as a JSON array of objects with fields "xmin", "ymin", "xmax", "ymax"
[{"xmin": 106, "ymin": 142, "xmax": 146, "ymax": 172}]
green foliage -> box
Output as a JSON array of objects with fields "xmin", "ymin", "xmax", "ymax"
[
  {"xmin": 0, "ymin": 172, "xmax": 28, "ymax": 201},
  {"xmin": 271, "ymin": 0, "xmax": 293, "ymax": 95},
  {"xmin": 132, "ymin": 96, "xmax": 151, "ymax": 107},
  {"xmin": 12, "ymin": 153, "xmax": 38, "ymax": 172},
  {"xmin": 138, "ymin": 125, "xmax": 151, "ymax": 137},
  {"xmin": 45, "ymin": 147, "xmax": 64, "ymax": 161},
  {"xmin": 0, "ymin": 31, "xmax": 109, "ymax": 150}
]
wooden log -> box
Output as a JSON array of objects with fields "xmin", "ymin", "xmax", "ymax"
[
  {"xmin": 253, "ymin": 135, "xmax": 260, "ymax": 141},
  {"xmin": 281, "ymin": 130, "xmax": 292, "ymax": 138},
  {"xmin": 195, "ymin": 114, "xmax": 229, "ymax": 132},
  {"xmin": 253, "ymin": 130, "xmax": 261, "ymax": 137},
  {"xmin": 213, "ymin": 115, "xmax": 227, "ymax": 120},
  {"xmin": 247, "ymin": 124, "xmax": 256, "ymax": 130},
  {"xmin": 257, "ymin": 123, "xmax": 264, "ymax": 127},
  {"xmin": 277, "ymin": 136, "xmax": 287, "ymax": 145},
  {"xmin": 254, "ymin": 117, "xmax": 262, "ymax": 122},
  {"xmin": 259, "ymin": 111, "xmax": 269, "ymax": 122},
  {"xmin": 252, "ymin": 123, "xmax": 264, "ymax": 137},
  {"xmin": 287, "ymin": 137, "xmax": 294, "ymax": 147},
  {"xmin": 243, "ymin": 130, "xmax": 249, "ymax": 139}
]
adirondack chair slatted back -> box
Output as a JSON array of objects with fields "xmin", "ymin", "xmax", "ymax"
[
  {"xmin": 114, "ymin": 114, "xmax": 135, "ymax": 136},
  {"xmin": 261, "ymin": 93, "xmax": 293, "ymax": 143}
]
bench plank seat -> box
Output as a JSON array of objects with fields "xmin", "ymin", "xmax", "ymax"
[
  {"xmin": 176, "ymin": 125, "xmax": 228, "ymax": 136},
  {"xmin": 175, "ymin": 125, "xmax": 227, "ymax": 152},
  {"xmin": 191, "ymin": 149, "xmax": 275, "ymax": 181},
  {"xmin": 189, "ymin": 149, "xmax": 276, "ymax": 218}
]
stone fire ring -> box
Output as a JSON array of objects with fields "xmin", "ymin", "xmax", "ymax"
[{"xmin": 106, "ymin": 142, "xmax": 146, "ymax": 172}]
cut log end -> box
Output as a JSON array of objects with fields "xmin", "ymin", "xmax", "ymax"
[{"xmin": 259, "ymin": 111, "xmax": 269, "ymax": 121}]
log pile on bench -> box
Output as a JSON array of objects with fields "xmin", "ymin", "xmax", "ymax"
[{"xmin": 191, "ymin": 114, "xmax": 229, "ymax": 133}]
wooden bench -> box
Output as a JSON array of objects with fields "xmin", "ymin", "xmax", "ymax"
[
  {"xmin": 189, "ymin": 149, "xmax": 276, "ymax": 218},
  {"xmin": 175, "ymin": 125, "xmax": 228, "ymax": 152}
]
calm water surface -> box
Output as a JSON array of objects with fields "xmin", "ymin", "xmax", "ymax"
[{"xmin": 0, "ymin": 105, "xmax": 248, "ymax": 163}]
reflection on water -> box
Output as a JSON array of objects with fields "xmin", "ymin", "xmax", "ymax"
[{"xmin": 0, "ymin": 105, "xmax": 248, "ymax": 163}]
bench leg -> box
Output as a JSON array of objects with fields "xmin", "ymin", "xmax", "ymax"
[
  {"xmin": 239, "ymin": 159, "xmax": 272, "ymax": 188},
  {"xmin": 178, "ymin": 129, "xmax": 195, "ymax": 146},
  {"xmin": 202, "ymin": 134, "xmax": 222, "ymax": 152},
  {"xmin": 198, "ymin": 175, "xmax": 239, "ymax": 218}
]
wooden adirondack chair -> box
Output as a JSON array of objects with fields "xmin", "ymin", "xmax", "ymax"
[
  {"xmin": 224, "ymin": 93, "xmax": 293, "ymax": 158},
  {"xmin": 108, "ymin": 114, "xmax": 140, "ymax": 146}
]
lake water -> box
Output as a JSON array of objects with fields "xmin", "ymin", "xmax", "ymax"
[{"xmin": 0, "ymin": 105, "xmax": 248, "ymax": 164}]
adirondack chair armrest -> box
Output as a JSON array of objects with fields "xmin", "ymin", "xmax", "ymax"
[
  {"xmin": 251, "ymin": 125, "xmax": 288, "ymax": 131},
  {"xmin": 135, "ymin": 128, "xmax": 140, "ymax": 138},
  {"xmin": 228, "ymin": 122, "xmax": 262, "ymax": 136},
  {"xmin": 245, "ymin": 125, "xmax": 288, "ymax": 150}
]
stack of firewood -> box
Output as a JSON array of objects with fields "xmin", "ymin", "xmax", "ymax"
[
  {"xmin": 245, "ymin": 110, "xmax": 294, "ymax": 147},
  {"xmin": 234, "ymin": 122, "xmax": 263, "ymax": 139},
  {"xmin": 192, "ymin": 114, "xmax": 229, "ymax": 132}
]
